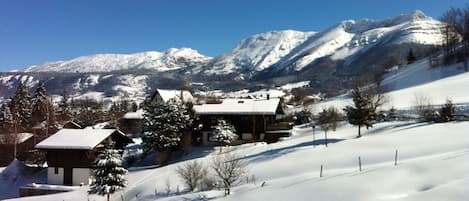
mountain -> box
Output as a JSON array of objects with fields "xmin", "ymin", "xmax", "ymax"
[
  {"xmin": 22, "ymin": 48, "xmax": 212, "ymax": 73},
  {"xmin": 0, "ymin": 11, "xmax": 448, "ymax": 101},
  {"xmin": 203, "ymin": 10, "xmax": 444, "ymax": 77}
]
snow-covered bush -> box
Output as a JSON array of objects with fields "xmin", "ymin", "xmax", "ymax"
[
  {"xmin": 210, "ymin": 120, "xmax": 238, "ymax": 145},
  {"xmin": 176, "ymin": 160, "xmax": 208, "ymax": 192},
  {"xmin": 89, "ymin": 149, "xmax": 127, "ymax": 200}
]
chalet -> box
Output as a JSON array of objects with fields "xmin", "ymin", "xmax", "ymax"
[
  {"xmin": 35, "ymin": 129, "xmax": 132, "ymax": 186},
  {"xmin": 0, "ymin": 133, "xmax": 35, "ymax": 166},
  {"xmin": 119, "ymin": 109, "xmax": 144, "ymax": 137},
  {"xmin": 150, "ymin": 89, "xmax": 194, "ymax": 104},
  {"xmin": 193, "ymin": 98, "xmax": 292, "ymax": 145}
]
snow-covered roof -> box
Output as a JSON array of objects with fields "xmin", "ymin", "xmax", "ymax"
[
  {"xmin": 155, "ymin": 89, "xmax": 193, "ymax": 103},
  {"xmin": 193, "ymin": 98, "xmax": 281, "ymax": 115},
  {"xmin": 122, "ymin": 109, "xmax": 144, "ymax": 119},
  {"xmin": 35, "ymin": 129, "xmax": 123, "ymax": 150},
  {"xmin": 0, "ymin": 133, "xmax": 34, "ymax": 144}
]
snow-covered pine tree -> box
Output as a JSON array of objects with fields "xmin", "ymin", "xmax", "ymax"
[
  {"xmin": 89, "ymin": 149, "xmax": 127, "ymax": 201},
  {"xmin": 8, "ymin": 82, "xmax": 32, "ymax": 131},
  {"xmin": 210, "ymin": 120, "xmax": 238, "ymax": 145},
  {"xmin": 58, "ymin": 89, "xmax": 71, "ymax": 116},
  {"xmin": 31, "ymin": 82, "xmax": 52, "ymax": 125},
  {"xmin": 141, "ymin": 98, "xmax": 193, "ymax": 153},
  {"xmin": 343, "ymin": 85, "xmax": 375, "ymax": 138}
]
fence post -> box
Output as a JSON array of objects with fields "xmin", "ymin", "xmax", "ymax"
[
  {"xmin": 320, "ymin": 164, "xmax": 323, "ymax": 177},
  {"xmin": 358, "ymin": 156, "xmax": 362, "ymax": 172},
  {"xmin": 394, "ymin": 149, "xmax": 398, "ymax": 166}
]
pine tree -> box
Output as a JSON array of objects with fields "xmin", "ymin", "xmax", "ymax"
[
  {"xmin": 439, "ymin": 99, "xmax": 455, "ymax": 122},
  {"xmin": 58, "ymin": 89, "xmax": 71, "ymax": 116},
  {"xmin": 8, "ymin": 82, "xmax": 32, "ymax": 131},
  {"xmin": 89, "ymin": 149, "xmax": 127, "ymax": 201},
  {"xmin": 407, "ymin": 49, "xmax": 416, "ymax": 64},
  {"xmin": 343, "ymin": 85, "xmax": 375, "ymax": 138},
  {"xmin": 31, "ymin": 82, "xmax": 50, "ymax": 125},
  {"xmin": 388, "ymin": 107, "xmax": 399, "ymax": 121},
  {"xmin": 141, "ymin": 98, "xmax": 193, "ymax": 153},
  {"xmin": 210, "ymin": 120, "xmax": 238, "ymax": 145}
]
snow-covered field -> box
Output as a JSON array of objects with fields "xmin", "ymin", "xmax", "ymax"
[
  {"xmin": 5, "ymin": 120, "xmax": 469, "ymax": 201},
  {"xmin": 311, "ymin": 60, "xmax": 469, "ymax": 112}
]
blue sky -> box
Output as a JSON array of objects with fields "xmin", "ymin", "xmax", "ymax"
[{"xmin": 0, "ymin": 0, "xmax": 466, "ymax": 71}]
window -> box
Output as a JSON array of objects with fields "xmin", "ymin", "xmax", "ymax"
[{"xmin": 54, "ymin": 167, "xmax": 59, "ymax": 174}]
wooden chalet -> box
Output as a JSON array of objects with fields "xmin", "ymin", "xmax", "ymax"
[
  {"xmin": 35, "ymin": 129, "xmax": 132, "ymax": 186},
  {"xmin": 193, "ymin": 98, "xmax": 292, "ymax": 145},
  {"xmin": 119, "ymin": 109, "xmax": 144, "ymax": 137},
  {"xmin": 0, "ymin": 133, "xmax": 35, "ymax": 166},
  {"xmin": 150, "ymin": 89, "xmax": 194, "ymax": 104}
]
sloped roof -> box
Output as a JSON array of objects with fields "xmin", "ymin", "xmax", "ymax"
[
  {"xmin": 35, "ymin": 129, "xmax": 124, "ymax": 150},
  {"xmin": 193, "ymin": 98, "xmax": 281, "ymax": 115},
  {"xmin": 0, "ymin": 133, "xmax": 34, "ymax": 144},
  {"xmin": 155, "ymin": 89, "xmax": 193, "ymax": 103},
  {"xmin": 122, "ymin": 109, "xmax": 144, "ymax": 119}
]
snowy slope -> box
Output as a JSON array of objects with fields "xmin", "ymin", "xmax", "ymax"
[
  {"xmin": 22, "ymin": 48, "xmax": 212, "ymax": 73},
  {"xmin": 312, "ymin": 60, "xmax": 469, "ymax": 111},
  {"xmin": 203, "ymin": 30, "xmax": 315, "ymax": 74},
  {"xmin": 7, "ymin": 121, "xmax": 469, "ymax": 201},
  {"xmin": 280, "ymin": 10, "xmax": 444, "ymax": 71}
]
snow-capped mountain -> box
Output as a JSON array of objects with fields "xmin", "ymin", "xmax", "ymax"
[
  {"xmin": 0, "ymin": 11, "xmax": 449, "ymax": 101},
  {"xmin": 22, "ymin": 48, "xmax": 212, "ymax": 73},
  {"xmin": 200, "ymin": 30, "xmax": 315, "ymax": 75},
  {"xmin": 201, "ymin": 11, "xmax": 444, "ymax": 75}
]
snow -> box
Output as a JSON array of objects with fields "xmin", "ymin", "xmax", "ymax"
[
  {"xmin": 35, "ymin": 129, "xmax": 122, "ymax": 150},
  {"xmin": 312, "ymin": 60, "xmax": 469, "ymax": 111},
  {"xmin": 277, "ymin": 81, "xmax": 310, "ymax": 90},
  {"xmin": 156, "ymin": 89, "xmax": 193, "ymax": 103},
  {"xmin": 194, "ymin": 98, "xmax": 280, "ymax": 115},
  {"xmin": 113, "ymin": 75, "xmax": 148, "ymax": 97},
  {"xmin": 0, "ymin": 160, "xmax": 46, "ymax": 200},
  {"xmin": 0, "ymin": 133, "xmax": 34, "ymax": 144},
  {"xmin": 21, "ymin": 48, "xmax": 212, "ymax": 73},
  {"xmin": 122, "ymin": 109, "xmax": 144, "ymax": 120},
  {"xmin": 204, "ymin": 30, "xmax": 315, "ymax": 74}
]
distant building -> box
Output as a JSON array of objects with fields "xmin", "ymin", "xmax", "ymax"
[
  {"xmin": 119, "ymin": 109, "xmax": 144, "ymax": 137},
  {"xmin": 35, "ymin": 129, "xmax": 132, "ymax": 186},
  {"xmin": 0, "ymin": 133, "xmax": 35, "ymax": 166},
  {"xmin": 150, "ymin": 89, "xmax": 193, "ymax": 104},
  {"xmin": 193, "ymin": 98, "xmax": 292, "ymax": 145}
]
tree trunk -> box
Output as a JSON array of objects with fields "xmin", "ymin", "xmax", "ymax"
[
  {"xmin": 107, "ymin": 193, "xmax": 110, "ymax": 201},
  {"xmin": 324, "ymin": 131, "xmax": 328, "ymax": 147},
  {"xmin": 358, "ymin": 126, "xmax": 361, "ymax": 138}
]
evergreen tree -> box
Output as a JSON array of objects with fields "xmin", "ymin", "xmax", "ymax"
[
  {"xmin": 407, "ymin": 49, "xmax": 416, "ymax": 64},
  {"xmin": 388, "ymin": 107, "xmax": 399, "ymax": 121},
  {"xmin": 8, "ymin": 82, "xmax": 32, "ymax": 131},
  {"xmin": 141, "ymin": 98, "xmax": 193, "ymax": 153},
  {"xmin": 343, "ymin": 85, "xmax": 375, "ymax": 138},
  {"xmin": 58, "ymin": 89, "xmax": 71, "ymax": 116},
  {"xmin": 440, "ymin": 99, "xmax": 455, "ymax": 122},
  {"xmin": 31, "ymin": 82, "xmax": 51, "ymax": 125},
  {"xmin": 89, "ymin": 149, "xmax": 127, "ymax": 201},
  {"xmin": 210, "ymin": 120, "xmax": 238, "ymax": 145}
]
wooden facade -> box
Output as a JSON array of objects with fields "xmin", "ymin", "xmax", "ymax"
[
  {"xmin": 194, "ymin": 99, "xmax": 292, "ymax": 145},
  {"xmin": 36, "ymin": 129, "xmax": 132, "ymax": 186}
]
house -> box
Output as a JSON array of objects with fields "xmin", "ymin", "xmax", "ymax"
[
  {"xmin": 35, "ymin": 129, "xmax": 132, "ymax": 186},
  {"xmin": 119, "ymin": 109, "xmax": 144, "ymax": 137},
  {"xmin": 0, "ymin": 133, "xmax": 35, "ymax": 166},
  {"xmin": 193, "ymin": 98, "xmax": 292, "ymax": 145},
  {"xmin": 150, "ymin": 89, "xmax": 194, "ymax": 104}
]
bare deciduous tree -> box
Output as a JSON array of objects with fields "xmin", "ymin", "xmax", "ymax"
[
  {"xmin": 413, "ymin": 93, "xmax": 435, "ymax": 121},
  {"xmin": 211, "ymin": 152, "xmax": 247, "ymax": 196},
  {"xmin": 176, "ymin": 160, "xmax": 208, "ymax": 192}
]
